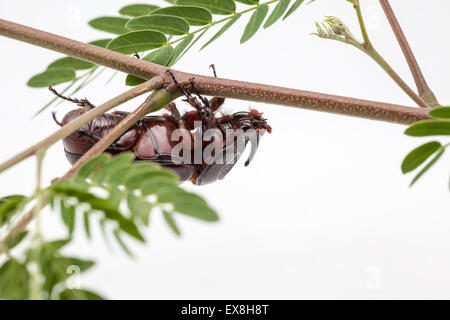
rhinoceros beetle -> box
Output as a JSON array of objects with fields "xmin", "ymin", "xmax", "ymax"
[{"xmin": 52, "ymin": 66, "xmax": 271, "ymax": 185}]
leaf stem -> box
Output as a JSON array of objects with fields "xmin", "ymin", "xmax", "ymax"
[
  {"xmin": 361, "ymin": 45, "xmax": 430, "ymax": 109},
  {"xmin": 378, "ymin": 0, "xmax": 440, "ymax": 107},
  {"xmin": 353, "ymin": 0, "xmax": 370, "ymax": 45}
]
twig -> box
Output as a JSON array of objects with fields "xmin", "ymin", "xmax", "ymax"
[
  {"xmin": 379, "ymin": 0, "xmax": 440, "ymax": 107},
  {"xmin": 0, "ymin": 18, "xmax": 431, "ymax": 124},
  {"xmin": 346, "ymin": 2, "xmax": 430, "ymax": 109},
  {"xmin": 0, "ymin": 77, "xmax": 164, "ymax": 174},
  {"xmin": 353, "ymin": 0, "xmax": 371, "ymax": 45}
]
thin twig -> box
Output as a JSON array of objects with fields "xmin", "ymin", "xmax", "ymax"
[
  {"xmin": 379, "ymin": 0, "xmax": 440, "ymax": 107},
  {"xmin": 0, "ymin": 18, "xmax": 431, "ymax": 124},
  {"xmin": 353, "ymin": 0, "xmax": 371, "ymax": 45},
  {"xmin": 0, "ymin": 77, "xmax": 164, "ymax": 174},
  {"xmin": 344, "ymin": 2, "xmax": 430, "ymax": 109}
]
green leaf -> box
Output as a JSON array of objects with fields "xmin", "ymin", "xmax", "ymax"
[
  {"xmin": 240, "ymin": 4, "xmax": 269, "ymax": 44},
  {"xmin": 88, "ymin": 38, "xmax": 112, "ymax": 48},
  {"xmin": 61, "ymin": 202, "xmax": 76, "ymax": 236},
  {"xmin": 119, "ymin": 4, "xmax": 159, "ymax": 17},
  {"xmin": 127, "ymin": 193, "xmax": 153, "ymax": 225},
  {"xmin": 283, "ymin": 0, "xmax": 305, "ymax": 20},
  {"xmin": 50, "ymin": 183, "xmax": 144, "ymax": 242},
  {"xmin": 67, "ymin": 257, "xmax": 95, "ymax": 272},
  {"xmin": 77, "ymin": 153, "xmax": 111, "ymax": 178},
  {"xmin": 27, "ymin": 68, "xmax": 76, "ymax": 88},
  {"xmin": 47, "ymin": 57, "xmax": 94, "ymax": 71},
  {"xmin": 410, "ymin": 148, "xmax": 445, "ymax": 186},
  {"xmin": 114, "ymin": 230, "xmax": 135, "ymax": 257},
  {"xmin": 91, "ymin": 153, "xmax": 135, "ymax": 183},
  {"xmin": 5, "ymin": 231, "xmax": 28, "ymax": 250},
  {"xmin": 60, "ymin": 289, "xmax": 105, "ymax": 300},
  {"xmin": 401, "ymin": 141, "xmax": 441, "ymax": 173},
  {"xmin": 405, "ymin": 120, "xmax": 450, "ymax": 137},
  {"xmin": 150, "ymin": 5, "xmax": 213, "ymax": 26},
  {"xmin": 201, "ymin": 13, "xmax": 241, "ymax": 50},
  {"xmin": 127, "ymin": 14, "xmax": 190, "ymax": 35},
  {"xmin": 88, "ymin": 17, "xmax": 130, "ymax": 35},
  {"xmin": 0, "ymin": 259, "xmax": 30, "ymax": 300},
  {"xmin": 168, "ymin": 33, "xmax": 194, "ymax": 65},
  {"xmin": 163, "ymin": 210, "xmax": 181, "ymax": 236},
  {"xmin": 175, "ymin": 27, "xmax": 209, "ymax": 62},
  {"xmin": 158, "ymin": 191, "xmax": 218, "ymax": 222},
  {"xmin": 235, "ymin": 0, "xmax": 259, "ymax": 4},
  {"xmin": 83, "ymin": 211, "xmax": 91, "ymax": 240},
  {"xmin": 429, "ymin": 107, "xmax": 450, "ymax": 119},
  {"xmin": 264, "ymin": 0, "xmax": 291, "ymax": 28},
  {"xmin": 124, "ymin": 168, "xmax": 178, "ymax": 190},
  {"xmin": 126, "ymin": 46, "xmax": 174, "ymax": 86},
  {"xmin": 107, "ymin": 30, "xmax": 167, "ymax": 54},
  {"xmin": 175, "ymin": 0, "xmax": 236, "ymax": 15},
  {"xmin": 48, "ymin": 238, "xmax": 72, "ymax": 251},
  {"xmin": 0, "ymin": 195, "xmax": 27, "ymax": 226}
]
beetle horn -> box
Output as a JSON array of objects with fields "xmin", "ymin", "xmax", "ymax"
[{"xmin": 245, "ymin": 132, "xmax": 259, "ymax": 167}]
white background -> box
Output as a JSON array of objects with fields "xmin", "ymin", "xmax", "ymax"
[{"xmin": 1, "ymin": 0, "xmax": 450, "ymax": 299}]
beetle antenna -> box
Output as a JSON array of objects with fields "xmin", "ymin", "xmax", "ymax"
[
  {"xmin": 209, "ymin": 64, "xmax": 218, "ymax": 78},
  {"xmin": 52, "ymin": 112, "xmax": 63, "ymax": 126},
  {"xmin": 48, "ymin": 86, "xmax": 95, "ymax": 109},
  {"xmin": 166, "ymin": 69, "xmax": 191, "ymax": 97}
]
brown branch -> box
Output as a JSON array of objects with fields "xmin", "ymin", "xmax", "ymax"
[
  {"xmin": 379, "ymin": 0, "xmax": 440, "ymax": 107},
  {"xmin": 0, "ymin": 18, "xmax": 431, "ymax": 125}
]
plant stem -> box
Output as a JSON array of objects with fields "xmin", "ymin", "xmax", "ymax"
[
  {"xmin": 347, "ymin": 2, "xmax": 430, "ymax": 109},
  {"xmin": 0, "ymin": 77, "xmax": 164, "ymax": 174},
  {"xmin": 0, "ymin": 19, "xmax": 431, "ymax": 125},
  {"xmin": 353, "ymin": 0, "xmax": 370, "ymax": 45},
  {"xmin": 361, "ymin": 45, "xmax": 430, "ymax": 109},
  {"xmin": 378, "ymin": 0, "xmax": 440, "ymax": 107}
]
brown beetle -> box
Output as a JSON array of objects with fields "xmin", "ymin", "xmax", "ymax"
[{"xmin": 52, "ymin": 67, "xmax": 271, "ymax": 185}]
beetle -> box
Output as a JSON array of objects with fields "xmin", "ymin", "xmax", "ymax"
[{"xmin": 52, "ymin": 66, "xmax": 271, "ymax": 185}]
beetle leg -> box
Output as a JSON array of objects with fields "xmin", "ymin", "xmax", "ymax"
[
  {"xmin": 164, "ymin": 102, "xmax": 181, "ymax": 119},
  {"xmin": 209, "ymin": 64, "xmax": 218, "ymax": 78},
  {"xmin": 209, "ymin": 97, "xmax": 225, "ymax": 112},
  {"xmin": 48, "ymin": 85, "xmax": 95, "ymax": 109},
  {"xmin": 189, "ymin": 77, "xmax": 210, "ymax": 108},
  {"xmin": 245, "ymin": 133, "xmax": 260, "ymax": 167},
  {"xmin": 133, "ymin": 52, "xmax": 140, "ymax": 59}
]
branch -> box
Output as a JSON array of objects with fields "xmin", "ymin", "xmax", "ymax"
[
  {"xmin": 379, "ymin": 0, "xmax": 440, "ymax": 107},
  {"xmin": 344, "ymin": 3, "xmax": 430, "ymax": 109},
  {"xmin": 0, "ymin": 18, "xmax": 431, "ymax": 125},
  {"xmin": 0, "ymin": 77, "xmax": 164, "ymax": 174}
]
